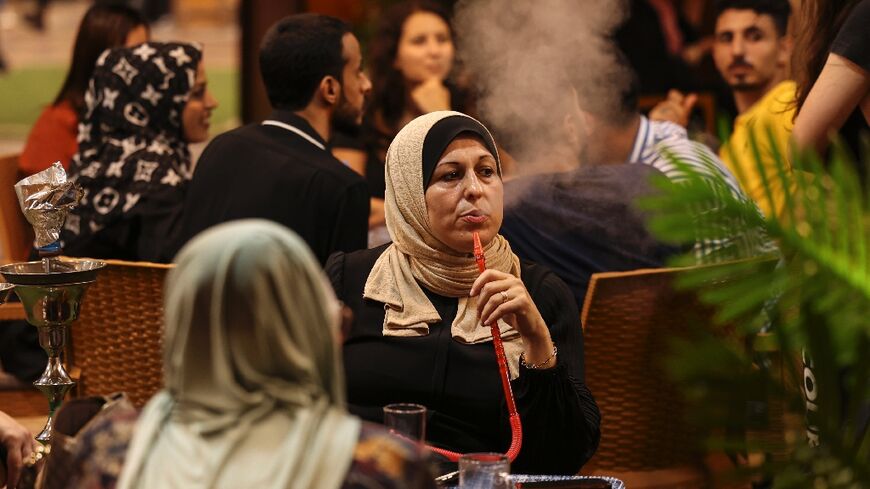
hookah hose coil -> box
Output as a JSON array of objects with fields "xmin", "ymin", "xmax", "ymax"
[{"xmin": 425, "ymin": 232, "xmax": 523, "ymax": 462}]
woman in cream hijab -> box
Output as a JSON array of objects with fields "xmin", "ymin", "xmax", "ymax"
[
  {"xmin": 64, "ymin": 220, "xmax": 434, "ymax": 489},
  {"xmin": 326, "ymin": 111, "xmax": 601, "ymax": 474}
]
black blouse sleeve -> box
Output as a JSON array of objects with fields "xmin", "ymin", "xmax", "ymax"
[
  {"xmin": 509, "ymin": 266, "xmax": 601, "ymax": 474},
  {"xmin": 831, "ymin": 0, "xmax": 870, "ymax": 73}
]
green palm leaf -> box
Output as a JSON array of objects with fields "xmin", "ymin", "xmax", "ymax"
[{"xmin": 640, "ymin": 127, "xmax": 870, "ymax": 487}]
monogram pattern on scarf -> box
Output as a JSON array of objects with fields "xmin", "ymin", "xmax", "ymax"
[{"xmin": 63, "ymin": 42, "xmax": 202, "ymax": 244}]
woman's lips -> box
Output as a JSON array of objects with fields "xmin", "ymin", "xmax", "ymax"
[{"xmin": 462, "ymin": 214, "xmax": 488, "ymax": 224}]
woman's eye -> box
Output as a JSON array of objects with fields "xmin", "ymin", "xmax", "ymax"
[
  {"xmin": 443, "ymin": 171, "xmax": 460, "ymax": 181},
  {"xmin": 479, "ymin": 167, "xmax": 495, "ymax": 177}
]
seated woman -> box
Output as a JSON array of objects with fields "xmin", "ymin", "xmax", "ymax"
[
  {"xmin": 19, "ymin": 4, "xmax": 148, "ymax": 175},
  {"xmin": 332, "ymin": 1, "xmax": 475, "ymax": 245},
  {"xmin": 59, "ymin": 220, "xmax": 435, "ymax": 489},
  {"xmin": 326, "ymin": 111, "xmax": 601, "ymax": 474},
  {"xmin": 61, "ymin": 41, "xmax": 217, "ymax": 262}
]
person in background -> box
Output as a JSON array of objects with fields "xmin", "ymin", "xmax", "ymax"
[
  {"xmin": 792, "ymin": 0, "xmax": 869, "ymax": 185},
  {"xmin": 61, "ymin": 42, "xmax": 217, "ymax": 262},
  {"xmin": 176, "ymin": 14, "xmax": 370, "ymax": 265},
  {"xmin": 791, "ymin": 0, "xmax": 870, "ymax": 450},
  {"xmin": 0, "ymin": 410, "xmax": 37, "ymax": 489},
  {"xmin": 19, "ymin": 4, "xmax": 148, "ymax": 176},
  {"xmin": 614, "ymin": 0, "xmax": 703, "ymax": 96},
  {"xmin": 501, "ymin": 164, "xmax": 679, "ymax": 308},
  {"xmin": 503, "ymin": 54, "xmax": 773, "ymax": 306},
  {"xmin": 711, "ymin": 0, "xmax": 794, "ymax": 218},
  {"xmin": 332, "ymin": 0, "xmax": 475, "ymax": 245},
  {"xmin": 52, "ymin": 220, "xmax": 435, "ymax": 489},
  {"xmin": 327, "ymin": 111, "xmax": 600, "ymax": 474},
  {"xmin": 23, "ymin": 0, "xmax": 49, "ymax": 31},
  {"xmin": 652, "ymin": 0, "xmax": 794, "ymax": 218}
]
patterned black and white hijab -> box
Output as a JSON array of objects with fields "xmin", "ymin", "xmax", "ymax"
[{"xmin": 65, "ymin": 42, "xmax": 202, "ymax": 240}]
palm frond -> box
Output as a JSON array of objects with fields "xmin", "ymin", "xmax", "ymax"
[{"xmin": 640, "ymin": 127, "xmax": 870, "ymax": 487}]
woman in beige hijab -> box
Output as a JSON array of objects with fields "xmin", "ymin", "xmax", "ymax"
[
  {"xmin": 326, "ymin": 111, "xmax": 601, "ymax": 474},
  {"xmin": 62, "ymin": 220, "xmax": 435, "ymax": 489}
]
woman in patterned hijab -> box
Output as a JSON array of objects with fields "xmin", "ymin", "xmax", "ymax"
[{"xmin": 62, "ymin": 41, "xmax": 216, "ymax": 262}]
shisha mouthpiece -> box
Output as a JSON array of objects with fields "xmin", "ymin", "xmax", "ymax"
[{"xmin": 473, "ymin": 232, "xmax": 486, "ymax": 273}]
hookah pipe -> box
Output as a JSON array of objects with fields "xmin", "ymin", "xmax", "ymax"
[{"xmin": 425, "ymin": 231, "xmax": 523, "ymax": 463}]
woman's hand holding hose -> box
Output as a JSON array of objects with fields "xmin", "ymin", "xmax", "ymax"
[{"xmin": 470, "ymin": 270, "xmax": 556, "ymax": 369}]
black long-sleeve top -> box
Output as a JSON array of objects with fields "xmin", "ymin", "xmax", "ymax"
[
  {"xmin": 326, "ymin": 244, "xmax": 601, "ymax": 474},
  {"xmin": 173, "ymin": 111, "xmax": 370, "ymax": 264}
]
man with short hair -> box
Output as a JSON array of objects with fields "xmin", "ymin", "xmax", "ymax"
[
  {"xmin": 655, "ymin": 0, "xmax": 794, "ymax": 217},
  {"xmin": 176, "ymin": 14, "xmax": 371, "ymax": 264},
  {"xmin": 714, "ymin": 0, "xmax": 794, "ymax": 218}
]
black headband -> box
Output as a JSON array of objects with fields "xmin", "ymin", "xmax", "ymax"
[{"xmin": 421, "ymin": 115, "xmax": 500, "ymax": 189}]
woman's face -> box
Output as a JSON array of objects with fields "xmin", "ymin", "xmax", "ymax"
[
  {"xmin": 425, "ymin": 135, "xmax": 503, "ymax": 253},
  {"xmin": 394, "ymin": 11, "xmax": 454, "ymax": 84},
  {"xmin": 182, "ymin": 60, "xmax": 218, "ymax": 143}
]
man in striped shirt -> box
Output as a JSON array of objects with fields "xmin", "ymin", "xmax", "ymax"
[
  {"xmin": 503, "ymin": 61, "xmax": 774, "ymax": 308},
  {"xmin": 624, "ymin": 111, "xmax": 775, "ymax": 263}
]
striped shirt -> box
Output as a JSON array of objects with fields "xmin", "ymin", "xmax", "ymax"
[{"xmin": 628, "ymin": 116, "xmax": 775, "ymax": 263}]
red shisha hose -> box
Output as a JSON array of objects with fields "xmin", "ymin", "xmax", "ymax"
[{"xmin": 425, "ymin": 232, "xmax": 523, "ymax": 462}]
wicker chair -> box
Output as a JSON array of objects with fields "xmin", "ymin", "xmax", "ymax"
[
  {"xmin": 579, "ymin": 266, "xmax": 737, "ymax": 488},
  {"xmin": 70, "ymin": 259, "xmax": 172, "ymax": 408}
]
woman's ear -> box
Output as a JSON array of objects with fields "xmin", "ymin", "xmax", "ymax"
[{"xmin": 319, "ymin": 75, "xmax": 341, "ymax": 106}]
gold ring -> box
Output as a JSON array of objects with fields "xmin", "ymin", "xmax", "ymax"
[{"xmin": 500, "ymin": 291, "xmax": 509, "ymax": 304}]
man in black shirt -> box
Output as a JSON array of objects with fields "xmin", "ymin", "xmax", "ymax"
[{"xmin": 176, "ymin": 14, "xmax": 371, "ymax": 264}]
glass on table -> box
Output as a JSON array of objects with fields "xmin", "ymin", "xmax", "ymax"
[
  {"xmin": 459, "ymin": 452, "xmax": 511, "ymax": 489},
  {"xmin": 382, "ymin": 403, "xmax": 426, "ymax": 442}
]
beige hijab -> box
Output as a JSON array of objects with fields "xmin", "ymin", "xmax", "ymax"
[
  {"xmin": 117, "ymin": 220, "xmax": 360, "ymax": 489},
  {"xmin": 364, "ymin": 111, "xmax": 524, "ymax": 378}
]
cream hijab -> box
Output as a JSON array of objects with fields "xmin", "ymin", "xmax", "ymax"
[
  {"xmin": 364, "ymin": 111, "xmax": 524, "ymax": 378},
  {"xmin": 117, "ymin": 220, "xmax": 360, "ymax": 489}
]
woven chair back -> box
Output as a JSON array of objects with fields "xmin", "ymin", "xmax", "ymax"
[
  {"xmin": 70, "ymin": 259, "xmax": 172, "ymax": 408},
  {"xmin": 580, "ymin": 266, "xmax": 716, "ymax": 472},
  {"xmin": 0, "ymin": 154, "xmax": 33, "ymax": 265}
]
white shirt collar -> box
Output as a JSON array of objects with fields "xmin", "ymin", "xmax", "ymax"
[{"xmin": 261, "ymin": 120, "xmax": 326, "ymax": 151}]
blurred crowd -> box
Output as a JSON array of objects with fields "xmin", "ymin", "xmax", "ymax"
[{"xmin": 0, "ymin": 0, "xmax": 867, "ymax": 487}]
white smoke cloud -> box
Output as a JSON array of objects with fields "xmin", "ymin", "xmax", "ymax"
[{"xmin": 454, "ymin": 0, "xmax": 632, "ymax": 172}]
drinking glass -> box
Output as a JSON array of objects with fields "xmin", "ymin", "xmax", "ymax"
[
  {"xmin": 459, "ymin": 453, "xmax": 511, "ymax": 489},
  {"xmin": 383, "ymin": 403, "xmax": 426, "ymax": 442}
]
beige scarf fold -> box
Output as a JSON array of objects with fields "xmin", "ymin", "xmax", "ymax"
[{"xmin": 363, "ymin": 111, "xmax": 524, "ymax": 378}]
